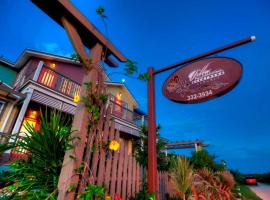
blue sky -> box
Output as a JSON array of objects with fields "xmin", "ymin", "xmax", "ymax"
[{"xmin": 0, "ymin": 0, "xmax": 270, "ymax": 173}]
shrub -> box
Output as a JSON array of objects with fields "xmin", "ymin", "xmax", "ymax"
[
  {"xmin": 190, "ymin": 150, "xmax": 225, "ymax": 172},
  {"xmin": 192, "ymin": 168, "xmax": 236, "ymax": 200},
  {"xmin": 0, "ymin": 110, "xmax": 74, "ymax": 199},
  {"xmin": 133, "ymin": 125, "xmax": 177, "ymax": 171},
  {"xmin": 218, "ymin": 170, "xmax": 236, "ymax": 190}
]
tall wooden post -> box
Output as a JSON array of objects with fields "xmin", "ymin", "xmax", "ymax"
[
  {"xmin": 147, "ymin": 67, "xmax": 158, "ymax": 197},
  {"xmin": 57, "ymin": 43, "xmax": 103, "ymax": 200}
]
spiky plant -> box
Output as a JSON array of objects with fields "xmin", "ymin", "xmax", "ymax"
[
  {"xmin": 192, "ymin": 168, "xmax": 236, "ymax": 200},
  {"xmin": 0, "ymin": 110, "xmax": 75, "ymax": 199},
  {"xmin": 170, "ymin": 157, "xmax": 193, "ymax": 200},
  {"xmin": 217, "ymin": 171, "xmax": 236, "ymax": 190}
]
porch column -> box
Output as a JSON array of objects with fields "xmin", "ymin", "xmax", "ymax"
[
  {"xmin": 11, "ymin": 88, "xmax": 34, "ymax": 135},
  {"xmin": 0, "ymin": 102, "xmax": 16, "ymax": 133}
]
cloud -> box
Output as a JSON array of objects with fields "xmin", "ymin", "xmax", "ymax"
[{"xmin": 35, "ymin": 42, "xmax": 72, "ymax": 58}]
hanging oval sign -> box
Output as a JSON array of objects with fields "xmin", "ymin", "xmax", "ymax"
[{"xmin": 162, "ymin": 57, "xmax": 243, "ymax": 103}]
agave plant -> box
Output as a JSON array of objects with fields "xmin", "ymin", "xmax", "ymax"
[
  {"xmin": 0, "ymin": 110, "xmax": 75, "ymax": 199},
  {"xmin": 170, "ymin": 157, "xmax": 193, "ymax": 200}
]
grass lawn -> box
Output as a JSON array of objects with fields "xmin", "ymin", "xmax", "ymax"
[{"xmin": 239, "ymin": 184, "xmax": 262, "ymax": 200}]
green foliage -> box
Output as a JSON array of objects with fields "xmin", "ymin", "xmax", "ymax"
[
  {"xmin": 80, "ymin": 184, "xmax": 105, "ymax": 200},
  {"xmin": 190, "ymin": 150, "xmax": 225, "ymax": 172},
  {"xmin": 133, "ymin": 125, "xmax": 177, "ymax": 171},
  {"xmin": 81, "ymin": 81, "xmax": 108, "ymax": 127},
  {"xmin": 123, "ymin": 59, "xmax": 151, "ymax": 81},
  {"xmin": 70, "ymin": 53, "xmax": 81, "ymax": 62},
  {"xmin": 129, "ymin": 180, "xmax": 155, "ymax": 200},
  {"xmin": 96, "ymin": 6, "xmax": 107, "ymax": 19},
  {"xmin": 70, "ymin": 53, "xmax": 92, "ymax": 66},
  {"xmin": 67, "ymin": 184, "xmax": 76, "ymax": 192},
  {"xmin": 231, "ymin": 169, "xmax": 243, "ymax": 183},
  {"xmin": 75, "ymin": 164, "xmax": 84, "ymax": 174},
  {"xmin": 238, "ymin": 185, "xmax": 262, "ymax": 200},
  {"xmin": 124, "ymin": 59, "xmax": 138, "ymax": 75},
  {"xmin": 0, "ymin": 110, "xmax": 74, "ymax": 199},
  {"xmin": 137, "ymin": 73, "xmax": 151, "ymax": 81}
]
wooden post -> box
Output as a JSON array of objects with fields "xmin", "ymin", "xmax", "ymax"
[
  {"xmin": 147, "ymin": 67, "xmax": 158, "ymax": 197},
  {"xmin": 57, "ymin": 43, "xmax": 103, "ymax": 200}
]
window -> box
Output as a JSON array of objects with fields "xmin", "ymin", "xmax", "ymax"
[
  {"xmin": 59, "ymin": 78, "xmax": 75, "ymax": 96},
  {"xmin": 38, "ymin": 68, "xmax": 57, "ymax": 88}
]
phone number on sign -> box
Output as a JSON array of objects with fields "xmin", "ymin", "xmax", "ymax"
[{"xmin": 187, "ymin": 90, "xmax": 213, "ymax": 101}]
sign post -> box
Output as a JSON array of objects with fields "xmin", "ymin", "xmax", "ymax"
[{"xmin": 147, "ymin": 36, "xmax": 255, "ymax": 198}]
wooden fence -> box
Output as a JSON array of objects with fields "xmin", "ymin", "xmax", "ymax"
[{"xmin": 75, "ymin": 105, "xmax": 177, "ymax": 199}]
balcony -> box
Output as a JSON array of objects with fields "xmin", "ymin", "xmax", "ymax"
[
  {"xmin": 108, "ymin": 94, "xmax": 146, "ymax": 128},
  {"xmin": 37, "ymin": 66, "xmax": 81, "ymax": 98},
  {"xmin": 14, "ymin": 62, "xmax": 81, "ymax": 100},
  {"xmin": 14, "ymin": 61, "xmax": 146, "ymax": 132}
]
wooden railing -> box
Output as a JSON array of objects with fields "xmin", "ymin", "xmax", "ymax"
[{"xmin": 37, "ymin": 66, "xmax": 81, "ymax": 98}]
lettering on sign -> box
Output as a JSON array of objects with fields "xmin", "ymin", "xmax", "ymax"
[{"xmin": 163, "ymin": 57, "xmax": 243, "ymax": 103}]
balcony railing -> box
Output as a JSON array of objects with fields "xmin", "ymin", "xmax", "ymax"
[
  {"xmin": 37, "ymin": 66, "xmax": 81, "ymax": 98},
  {"xmin": 108, "ymin": 96, "xmax": 146, "ymax": 127}
]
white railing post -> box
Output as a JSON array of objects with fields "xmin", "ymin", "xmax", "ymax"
[
  {"xmin": 141, "ymin": 115, "xmax": 145, "ymax": 126},
  {"xmin": 33, "ymin": 61, "xmax": 44, "ymax": 81}
]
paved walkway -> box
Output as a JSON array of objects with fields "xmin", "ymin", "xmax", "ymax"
[{"xmin": 250, "ymin": 183, "xmax": 270, "ymax": 200}]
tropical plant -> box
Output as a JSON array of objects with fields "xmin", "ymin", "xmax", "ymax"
[
  {"xmin": 0, "ymin": 110, "xmax": 75, "ymax": 199},
  {"xmin": 217, "ymin": 170, "xmax": 236, "ymax": 190},
  {"xmin": 192, "ymin": 168, "xmax": 236, "ymax": 200},
  {"xmin": 133, "ymin": 125, "xmax": 177, "ymax": 171},
  {"xmin": 170, "ymin": 157, "xmax": 193, "ymax": 200}
]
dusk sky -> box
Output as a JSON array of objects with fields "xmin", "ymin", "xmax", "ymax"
[{"xmin": 0, "ymin": 0, "xmax": 269, "ymax": 173}]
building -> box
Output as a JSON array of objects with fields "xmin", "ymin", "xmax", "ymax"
[
  {"xmin": 0, "ymin": 58, "xmax": 23, "ymax": 143},
  {"xmin": 0, "ymin": 49, "xmax": 146, "ymax": 161}
]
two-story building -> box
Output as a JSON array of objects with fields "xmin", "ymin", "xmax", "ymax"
[{"xmin": 0, "ymin": 49, "xmax": 146, "ymax": 161}]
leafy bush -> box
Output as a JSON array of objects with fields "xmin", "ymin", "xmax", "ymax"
[
  {"xmin": 129, "ymin": 180, "xmax": 155, "ymax": 200},
  {"xmin": 133, "ymin": 125, "xmax": 177, "ymax": 171},
  {"xmin": 80, "ymin": 184, "xmax": 106, "ymax": 200},
  {"xmin": 190, "ymin": 150, "xmax": 225, "ymax": 172},
  {"xmin": 0, "ymin": 110, "xmax": 74, "ymax": 199}
]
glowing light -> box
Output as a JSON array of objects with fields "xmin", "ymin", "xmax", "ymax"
[
  {"xmin": 116, "ymin": 92, "xmax": 122, "ymax": 101},
  {"xmin": 73, "ymin": 95, "xmax": 80, "ymax": 103},
  {"xmin": 28, "ymin": 110, "xmax": 38, "ymax": 119},
  {"xmin": 50, "ymin": 63, "xmax": 56, "ymax": 69},
  {"xmin": 109, "ymin": 140, "xmax": 120, "ymax": 151},
  {"xmin": 121, "ymin": 78, "xmax": 125, "ymax": 83}
]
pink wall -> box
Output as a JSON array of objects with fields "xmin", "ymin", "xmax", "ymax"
[{"xmin": 42, "ymin": 59, "xmax": 84, "ymax": 84}]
